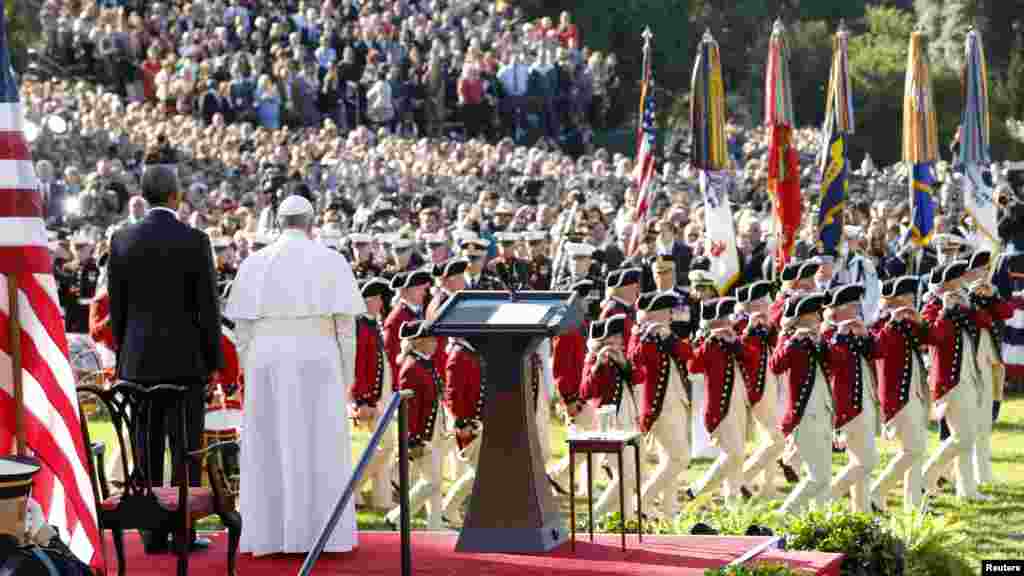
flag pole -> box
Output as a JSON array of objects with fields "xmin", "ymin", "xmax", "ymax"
[{"xmin": 7, "ymin": 272, "xmax": 25, "ymax": 456}]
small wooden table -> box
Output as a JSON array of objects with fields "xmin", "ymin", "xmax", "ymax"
[{"xmin": 567, "ymin": 431, "xmax": 643, "ymax": 551}]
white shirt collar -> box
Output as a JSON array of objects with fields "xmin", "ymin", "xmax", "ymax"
[{"xmin": 148, "ymin": 206, "xmax": 178, "ymax": 218}]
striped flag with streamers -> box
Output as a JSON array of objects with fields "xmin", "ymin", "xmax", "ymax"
[
  {"xmin": 0, "ymin": 2, "xmax": 102, "ymax": 569},
  {"xmin": 903, "ymin": 30, "xmax": 939, "ymax": 246},
  {"xmin": 628, "ymin": 27, "xmax": 657, "ymax": 257}
]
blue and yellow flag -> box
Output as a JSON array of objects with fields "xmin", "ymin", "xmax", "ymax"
[
  {"xmin": 910, "ymin": 162, "xmax": 937, "ymax": 245},
  {"xmin": 816, "ymin": 23, "xmax": 853, "ymax": 254},
  {"xmin": 903, "ymin": 30, "xmax": 939, "ymax": 246},
  {"xmin": 817, "ymin": 127, "xmax": 847, "ymax": 253}
]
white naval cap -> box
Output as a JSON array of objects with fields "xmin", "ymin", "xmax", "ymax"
[
  {"xmin": 564, "ymin": 242, "xmax": 596, "ymax": 258},
  {"xmin": 278, "ymin": 195, "xmax": 314, "ymax": 216}
]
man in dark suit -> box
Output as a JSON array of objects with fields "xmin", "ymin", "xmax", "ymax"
[
  {"xmin": 198, "ymin": 80, "xmax": 222, "ymax": 125},
  {"xmin": 107, "ymin": 165, "xmax": 222, "ymax": 553}
]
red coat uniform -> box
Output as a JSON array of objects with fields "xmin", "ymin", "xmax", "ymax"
[
  {"xmin": 384, "ymin": 300, "xmax": 422, "ymax": 387},
  {"xmin": 552, "ymin": 322, "xmax": 587, "ymax": 404},
  {"xmin": 921, "ymin": 299, "xmax": 976, "ymax": 401},
  {"xmin": 969, "ymin": 292, "xmax": 1014, "ymax": 360},
  {"xmin": 427, "ymin": 289, "xmax": 455, "ymax": 381},
  {"xmin": 216, "ymin": 328, "xmax": 241, "ymax": 395},
  {"xmin": 580, "ymin": 351, "xmax": 631, "ymax": 410},
  {"xmin": 823, "ymin": 327, "xmax": 873, "ymax": 429},
  {"xmin": 445, "ymin": 340, "xmax": 486, "ymax": 449},
  {"xmin": 736, "ymin": 318, "xmax": 776, "ymax": 406},
  {"xmin": 769, "ymin": 334, "xmax": 828, "ymax": 437},
  {"xmin": 769, "ymin": 293, "xmax": 790, "ymax": 328},
  {"xmin": 634, "ymin": 326, "xmax": 692, "ymax": 433},
  {"xmin": 399, "ymin": 351, "xmax": 444, "ymax": 448},
  {"xmin": 88, "ymin": 289, "xmax": 115, "ymax": 350},
  {"xmin": 351, "ymin": 316, "xmax": 387, "ymax": 406},
  {"xmin": 600, "ymin": 298, "xmax": 636, "ymax": 354},
  {"xmin": 871, "ymin": 317, "xmax": 927, "ymax": 423},
  {"xmin": 689, "ymin": 335, "xmax": 743, "ymax": 435}
]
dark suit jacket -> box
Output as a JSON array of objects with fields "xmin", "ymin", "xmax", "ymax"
[
  {"xmin": 199, "ymin": 90, "xmax": 221, "ymax": 125},
  {"xmin": 107, "ymin": 208, "xmax": 223, "ymax": 383},
  {"xmin": 42, "ymin": 181, "xmax": 66, "ymax": 225}
]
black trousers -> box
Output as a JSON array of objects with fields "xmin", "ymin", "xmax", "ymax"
[{"xmin": 136, "ymin": 380, "xmax": 205, "ymax": 488}]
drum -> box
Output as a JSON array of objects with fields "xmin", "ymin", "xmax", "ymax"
[
  {"xmin": 203, "ymin": 400, "xmax": 242, "ymax": 501},
  {"xmin": 67, "ymin": 334, "xmax": 101, "ymax": 379},
  {"xmin": 69, "ymin": 334, "xmax": 105, "ymax": 417},
  {"xmin": 204, "ymin": 399, "xmax": 243, "ymax": 446}
]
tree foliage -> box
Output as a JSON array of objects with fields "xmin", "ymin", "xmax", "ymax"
[
  {"xmin": 522, "ymin": 2, "xmax": 1022, "ymax": 163},
  {"xmin": 4, "ymin": 0, "xmax": 41, "ymax": 73}
]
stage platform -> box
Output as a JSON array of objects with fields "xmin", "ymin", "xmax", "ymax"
[{"xmin": 104, "ymin": 530, "xmax": 843, "ymax": 575}]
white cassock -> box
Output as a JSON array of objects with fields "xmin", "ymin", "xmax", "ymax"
[{"xmin": 227, "ymin": 229, "xmax": 367, "ymax": 556}]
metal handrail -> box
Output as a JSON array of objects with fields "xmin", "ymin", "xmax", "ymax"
[
  {"xmin": 299, "ymin": 389, "xmax": 415, "ymax": 576},
  {"xmin": 727, "ymin": 535, "xmax": 785, "ymax": 566}
]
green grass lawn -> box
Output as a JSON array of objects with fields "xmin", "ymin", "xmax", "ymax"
[{"xmin": 85, "ymin": 394, "xmax": 1024, "ymax": 565}]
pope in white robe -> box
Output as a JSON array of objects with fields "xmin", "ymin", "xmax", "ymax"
[{"xmin": 226, "ymin": 195, "xmax": 367, "ymax": 556}]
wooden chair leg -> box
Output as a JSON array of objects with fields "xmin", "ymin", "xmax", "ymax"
[
  {"xmin": 176, "ymin": 521, "xmax": 189, "ymax": 576},
  {"xmin": 111, "ymin": 528, "xmax": 125, "ymax": 576},
  {"xmin": 226, "ymin": 511, "xmax": 242, "ymax": 576}
]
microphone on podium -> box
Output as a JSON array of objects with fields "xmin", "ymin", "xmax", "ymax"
[{"xmin": 494, "ymin": 261, "xmax": 519, "ymax": 300}]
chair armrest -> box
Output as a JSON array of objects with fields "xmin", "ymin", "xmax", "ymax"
[{"xmin": 188, "ymin": 439, "xmax": 240, "ymax": 459}]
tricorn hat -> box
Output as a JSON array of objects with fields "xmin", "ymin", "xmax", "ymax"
[
  {"xmin": 701, "ymin": 297, "xmax": 737, "ymax": 322},
  {"xmin": 881, "ymin": 276, "xmax": 919, "ymax": 298},
  {"xmin": 782, "ymin": 292, "xmax": 827, "ymax": 320},
  {"xmin": 637, "ymin": 291, "xmax": 679, "ymax": 312},
  {"xmin": 826, "ymin": 284, "xmax": 865, "ymax": 308},
  {"xmin": 736, "ymin": 280, "xmax": 773, "ymax": 304},
  {"xmin": 360, "ymin": 277, "xmax": 390, "ymax": 299}
]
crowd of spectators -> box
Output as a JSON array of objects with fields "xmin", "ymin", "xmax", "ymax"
[
  {"xmin": 27, "ymin": 0, "xmax": 1024, "ymax": 347},
  {"xmin": 39, "ymin": 0, "xmax": 624, "ymax": 148}
]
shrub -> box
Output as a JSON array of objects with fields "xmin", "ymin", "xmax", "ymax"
[
  {"xmin": 782, "ymin": 505, "xmax": 905, "ymax": 576},
  {"xmin": 886, "ymin": 510, "xmax": 973, "ymax": 576},
  {"xmin": 704, "ymin": 563, "xmax": 809, "ymax": 576}
]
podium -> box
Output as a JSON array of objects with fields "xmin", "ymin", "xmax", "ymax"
[{"xmin": 428, "ymin": 290, "xmax": 583, "ymax": 553}]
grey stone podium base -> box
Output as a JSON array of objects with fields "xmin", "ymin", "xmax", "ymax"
[{"xmin": 455, "ymin": 518, "xmax": 568, "ymax": 554}]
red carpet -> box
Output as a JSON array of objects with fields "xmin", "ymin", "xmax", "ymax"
[{"xmin": 102, "ymin": 531, "xmax": 842, "ymax": 575}]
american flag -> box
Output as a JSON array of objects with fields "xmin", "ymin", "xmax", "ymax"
[
  {"xmin": 0, "ymin": 2, "xmax": 102, "ymax": 568},
  {"xmin": 628, "ymin": 32, "xmax": 657, "ymax": 257}
]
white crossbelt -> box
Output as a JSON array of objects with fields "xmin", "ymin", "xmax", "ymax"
[{"xmin": 251, "ymin": 316, "xmax": 336, "ymax": 338}]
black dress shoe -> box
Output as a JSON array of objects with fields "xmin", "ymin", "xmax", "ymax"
[
  {"xmin": 171, "ymin": 536, "xmax": 212, "ymax": 552},
  {"xmin": 142, "ymin": 532, "xmax": 169, "ymax": 554},
  {"xmin": 777, "ymin": 459, "xmax": 800, "ymax": 484}
]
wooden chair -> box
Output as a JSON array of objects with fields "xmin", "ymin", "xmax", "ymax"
[{"xmin": 76, "ymin": 382, "xmax": 241, "ymax": 576}]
